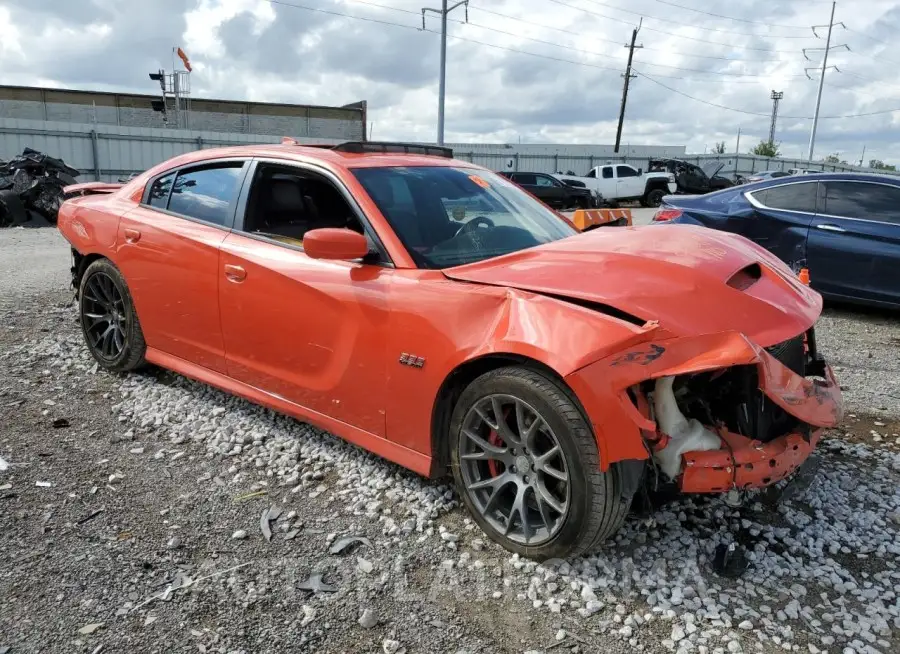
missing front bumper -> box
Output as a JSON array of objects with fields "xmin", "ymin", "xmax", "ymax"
[{"xmin": 680, "ymin": 428, "xmax": 822, "ymax": 493}]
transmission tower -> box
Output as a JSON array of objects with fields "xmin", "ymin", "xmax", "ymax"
[{"xmin": 768, "ymin": 91, "xmax": 783, "ymax": 145}]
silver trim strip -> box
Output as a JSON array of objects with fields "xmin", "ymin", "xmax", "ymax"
[{"xmin": 745, "ymin": 179, "xmax": 900, "ymax": 227}]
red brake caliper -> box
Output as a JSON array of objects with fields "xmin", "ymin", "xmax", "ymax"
[
  {"xmin": 487, "ymin": 407, "xmax": 512, "ymax": 478},
  {"xmin": 487, "ymin": 428, "xmax": 504, "ymax": 477}
]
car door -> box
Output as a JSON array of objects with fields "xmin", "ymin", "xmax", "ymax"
[
  {"xmin": 807, "ymin": 179, "xmax": 900, "ymax": 304},
  {"xmin": 740, "ymin": 181, "xmax": 818, "ymax": 265},
  {"xmin": 116, "ymin": 159, "xmax": 249, "ymax": 373},
  {"xmin": 217, "ymin": 159, "xmax": 392, "ymax": 436},
  {"xmin": 534, "ymin": 174, "xmax": 566, "ymax": 207},
  {"xmin": 615, "ymin": 165, "xmax": 642, "ymax": 198}
]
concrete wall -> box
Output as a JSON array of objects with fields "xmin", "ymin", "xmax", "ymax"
[{"xmin": 0, "ymin": 85, "xmax": 365, "ymax": 140}]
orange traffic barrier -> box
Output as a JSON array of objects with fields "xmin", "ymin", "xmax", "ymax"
[
  {"xmin": 798, "ymin": 267, "xmax": 810, "ymax": 286},
  {"xmin": 570, "ymin": 208, "xmax": 633, "ymax": 231}
]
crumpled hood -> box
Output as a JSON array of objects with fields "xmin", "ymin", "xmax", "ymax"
[{"xmin": 443, "ymin": 225, "xmax": 822, "ymax": 346}]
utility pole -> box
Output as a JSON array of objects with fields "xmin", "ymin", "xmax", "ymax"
[
  {"xmin": 858, "ymin": 144, "xmax": 866, "ymax": 167},
  {"xmin": 734, "ymin": 127, "xmax": 741, "ymax": 178},
  {"xmin": 614, "ymin": 19, "xmax": 642, "ymax": 154},
  {"xmin": 769, "ymin": 91, "xmax": 783, "ymax": 144},
  {"xmin": 422, "ymin": 0, "xmax": 468, "ymax": 145},
  {"xmin": 804, "ymin": 2, "xmax": 847, "ymax": 163}
]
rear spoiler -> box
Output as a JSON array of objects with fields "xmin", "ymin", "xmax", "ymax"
[{"xmin": 63, "ymin": 182, "xmax": 124, "ymax": 198}]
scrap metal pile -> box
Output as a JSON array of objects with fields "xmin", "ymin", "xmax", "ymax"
[{"xmin": 0, "ymin": 148, "xmax": 80, "ymax": 228}]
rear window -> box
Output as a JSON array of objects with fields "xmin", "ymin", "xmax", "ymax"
[
  {"xmin": 145, "ymin": 163, "xmax": 244, "ymax": 227},
  {"xmin": 751, "ymin": 182, "xmax": 817, "ymax": 213}
]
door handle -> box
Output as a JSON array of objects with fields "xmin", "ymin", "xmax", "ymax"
[
  {"xmin": 123, "ymin": 228, "xmax": 141, "ymax": 243},
  {"xmin": 816, "ymin": 224, "xmax": 846, "ymax": 233},
  {"xmin": 224, "ymin": 264, "xmax": 247, "ymax": 283}
]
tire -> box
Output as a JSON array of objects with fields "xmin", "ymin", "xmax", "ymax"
[
  {"xmin": 78, "ymin": 258, "xmax": 147, "ymax": 373},
  {"xmin": 449, "ymin": 366, "xmax": 633, "ymax": 560},
  {"xmin": 645, "ymin": 188, "xmax": 665, "ymax": 207}
]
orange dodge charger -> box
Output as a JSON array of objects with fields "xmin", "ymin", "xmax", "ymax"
[{"xmin": 58, "ymin": 141, "xmax": 842, "ymax": 560}]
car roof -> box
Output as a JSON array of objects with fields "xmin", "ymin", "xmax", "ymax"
[
  {"xmin": 749, "ymin": 171, "xmax": 900, "ymax": 186},
  {"xmin": 146, "ymin": 142, "xmax": 477, "ymax": 173}
]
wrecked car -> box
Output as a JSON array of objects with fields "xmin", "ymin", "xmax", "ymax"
[
  {"xmin": 649, "ymin": 158, "xmax": 734, "ymax": 195},
  {"xmin": 56, "ymin": 139, "xmax": 842, "ymax": 560},
  {"xmin": 0, "ymin": 147, "xmax": 80, "ymax": 227}
]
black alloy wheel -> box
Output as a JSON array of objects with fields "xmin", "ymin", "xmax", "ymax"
[
  {"xmin": 79, "ymin": 259, "xmax": 146, "ymax": 372},
  {"xmin": 449, "ymin": 367, "xmax": 636, "ymax": 560}
]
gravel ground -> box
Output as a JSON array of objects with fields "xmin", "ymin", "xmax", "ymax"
[{"xmin": 1, "ymin": 228, "xmax": 899, "ymax": 654}]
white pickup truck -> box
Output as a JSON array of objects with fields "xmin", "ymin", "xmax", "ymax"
[{"xmin": 556, "ymin": 164, "xmax": 677, "ymax": 207}]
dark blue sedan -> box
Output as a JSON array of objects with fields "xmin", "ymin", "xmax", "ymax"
[{"xmin": 652, "ymin": 172, "xmax": 900, "ymax": 308}]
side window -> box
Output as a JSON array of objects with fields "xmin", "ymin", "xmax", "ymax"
[
  {"xmin": 241, "ymin": 163, "xmax": 365, "ymax": 245},
  {"xmin": 754, "ymin": 183, "xmax": 817, "ymax": 213},
  {"xmin": 148, "ymin": 173, "xmax": 174, "ymax": 209},
  {"xmin": 823, "ymin": 181, "xmax": 900, "ymax": 224},
  {"xmin": 514, "ymin": 173, "xmax": 537, "ymax": 186},
  {"xmin": 535, "ymin": 175, "xmax": 555, "ymax": 187},
  {"xmin": 616, "ymin": 165, "xmax": 638, "ymax": 178},
  {"xmin": 601, "ymin": 167, "xmax": 614, "ymax": 179},
  {"xmin": 165, "ymin": 164, "xmax": 244, "ymax": 226}
]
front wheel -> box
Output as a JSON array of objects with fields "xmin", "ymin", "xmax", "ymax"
[
  {"xmin": 449, "ymin": 367, "xmax": 632, "ymax": 560},
  {"xmin": 645, "ymin": 188, "xmax": 666, "ymax": 207},
  {"xmin": 78, "ymin": 258, "xmax": 147, "ymax": 372}
]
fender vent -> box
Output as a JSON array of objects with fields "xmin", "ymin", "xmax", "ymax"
[{"xmin": 726, "ymin": 263, "xmax": 762, "ymax": 291}]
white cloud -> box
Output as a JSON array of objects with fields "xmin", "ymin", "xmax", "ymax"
[{"xmin": 1, "ymin": 0, "xmax": 899, "ymax": 165}]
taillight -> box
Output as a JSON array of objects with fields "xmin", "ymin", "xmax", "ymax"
[{"xmin": 652, "ymin": 208, "xmax": 683, "ymax": 222}]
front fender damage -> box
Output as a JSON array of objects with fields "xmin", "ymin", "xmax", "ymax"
[{"xmin": 566, "ymin": 329, "xmax": 843, "ymax": 493}]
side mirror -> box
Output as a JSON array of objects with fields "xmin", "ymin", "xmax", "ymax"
[
  {"xmin": 303, "ymin": 228, "xmax": 369, "ymax": 261},
  {"xmin": 637, "ymin": 168, "xmax": 643, "ymax": 175}
]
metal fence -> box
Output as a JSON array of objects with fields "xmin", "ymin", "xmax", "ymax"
[
  {"xmin": 0, "ymin": 117, "xmax": 342, "ymax": 182},
  {"xmin": 451, "ymin": 150, "xmax": 892, "ymax": 178},
  {"xmin": 0, "ymin": 117, "xmax": 892, "ymax": 182}
]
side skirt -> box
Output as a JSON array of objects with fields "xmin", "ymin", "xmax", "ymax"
[{"xmin": 144, "ymin": 347, "xmax": 434, "ymax": 477}]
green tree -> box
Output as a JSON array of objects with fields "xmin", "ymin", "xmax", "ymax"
[
  {"xmin": 713, "ymin": 141, "xmax": 726, "ymax": 154},
  {"xmin": 869, "ymin": 159, "xmax": 897, "ymax": 171},
  {"xmin": 751, "ymin": 140, "xmax": 780, "ymax": 157}
]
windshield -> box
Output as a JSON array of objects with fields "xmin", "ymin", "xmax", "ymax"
[{"xmin": 352, "ymin": 166, "xmax": 577, "ymax": 269}]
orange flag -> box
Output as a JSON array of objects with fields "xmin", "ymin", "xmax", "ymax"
[{"xmin": 176, "ymin": 47, "xmax": 192, "ymax": 72}]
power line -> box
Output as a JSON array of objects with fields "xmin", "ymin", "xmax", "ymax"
[
  {"xmin": 351, "ymin": 1, "xmax": 788, "ymax": 64},
  {"xmin": 342, "ymin": 0, "xmax": 796, "ymax": 77},
  {"xmin": 262, "ymin": 0, "xmax": 900, "ymax": 121},
  {"xmin": 632, "ymin": 59, "xmax": 808, "ymax": 78},
  {"xmin": 650, "ymin": 0, "xmax": 808, "ymax": 29},
  {"xmin": 579, "ymin": 0, "xmax": 811, "ymax": 37},
  {"xmin": 843, "ymin": 25, "xmax": 893, "ymax": 47},
  {"xmin": 545, "ymin": 0, "xmax": 812, "ymax": 50},
  {"xmin": 634, "ymin": 68, "xmax": 900, "ymax": 119},
  {"xmin": 466, "ymin": 4, "xmax": 785, "ymax": 62}
]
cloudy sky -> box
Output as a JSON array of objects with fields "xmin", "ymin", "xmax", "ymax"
[{"xmin": 0, "ymin": 0, "xmax": 898, "ymax": 164}]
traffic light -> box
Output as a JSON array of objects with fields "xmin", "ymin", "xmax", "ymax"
[{"xmin": 149, "ymin": 71, "xmax": 165, "ymax": 93}]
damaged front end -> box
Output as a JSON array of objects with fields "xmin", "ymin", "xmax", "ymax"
[{"xmin": 567, "ymin": 326, "xmax": 842, "ymax": 494}]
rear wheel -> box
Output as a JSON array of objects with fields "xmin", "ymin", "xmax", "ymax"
[
  {"xmin": 449, "ymin": 367, "xmax": 632, "ymax": 560},
  {"xmin": 78, "ymin": 258, "xmax": 146, "ymax": 373}
]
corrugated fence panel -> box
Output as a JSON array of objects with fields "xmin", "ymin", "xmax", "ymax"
[
  {"xmin": 0, "ymin": 118, "xmax": 337, "ymax": 180},
  {"xmin": 0, "ymin": 119, "xmax": 894, "ymax": 182}
]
